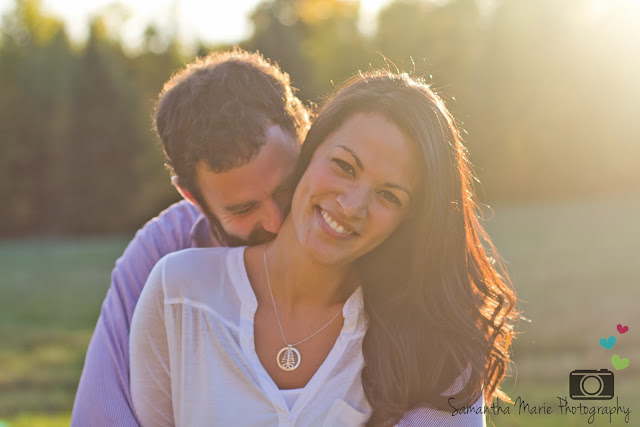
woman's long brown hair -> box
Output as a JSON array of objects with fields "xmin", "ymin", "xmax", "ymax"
[{"xmin": 292, "ymin": 71, "xmax": 518, "ymax": 426}]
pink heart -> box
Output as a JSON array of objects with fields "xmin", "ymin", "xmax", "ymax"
[{"xmin": 617, "ymin": 324, "xmax": 629, "ymax": 334}]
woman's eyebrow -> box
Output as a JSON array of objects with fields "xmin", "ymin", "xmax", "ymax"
[
  {"xmin": 337, "ymin": 145, "xmax": 412, "ymax": 199},
  {"xmin": 337, "ymin": 145, "xmax": 363, "ymax": 170},
  {"xmin": 383, "ymin": 182, "xmax": 412, "ymax": 200}
]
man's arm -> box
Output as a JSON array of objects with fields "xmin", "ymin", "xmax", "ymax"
[{"xmin": 71, "ymin": 201, "xmax": 203, "ymax": 427}]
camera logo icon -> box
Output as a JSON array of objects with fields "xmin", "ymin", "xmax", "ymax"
[{"xmin": 569, "ymin": 369, "xmax": 614, "ymax": 400}]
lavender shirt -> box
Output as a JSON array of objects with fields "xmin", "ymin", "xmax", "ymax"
[{"xmin": 71, "ymin": 201, "xmax": 217, "ymax": 427}]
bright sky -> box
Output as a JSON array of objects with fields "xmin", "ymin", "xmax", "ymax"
[{"xmin": 0, "ymin": 0, "xmax": 392, "ymax": 48}]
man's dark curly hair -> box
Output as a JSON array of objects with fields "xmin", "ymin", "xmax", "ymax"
[{"xmin": 154, "ymin": 47, "xmax": 310, "ymax": 199}]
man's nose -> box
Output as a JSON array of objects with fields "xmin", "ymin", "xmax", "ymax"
[
  {"xmin": 260, "ymin": 198, "xmax": 285, "ymax": 234},
  {"xmin": 337, "ymin": 187, "xmax": 369, "ymax": 219}
]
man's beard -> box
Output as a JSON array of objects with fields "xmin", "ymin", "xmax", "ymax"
[
  {"xmin": 208, "ymin": 214, "xmax": 277, "ymax": 247},
  {"xmin": 223, "ymin": 226, "xmax": 277, "ymax": 247},
  {"xmin": 205, "ymin": 196, "xmax": 291, "ymax": 247}
]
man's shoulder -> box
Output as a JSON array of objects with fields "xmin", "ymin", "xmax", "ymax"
[
  {"xmin": 146, "ymin": 200, "xmax": 202, "ymax": 232},
  {"xmin": 111, "ymin": 200, "xmax": 206, "ymax": 287},
  {"xmin": 132, "ymin": 200, "xmax": 203, "ymax": 249}
]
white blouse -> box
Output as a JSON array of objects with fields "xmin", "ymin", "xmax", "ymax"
[{"xmin": 130, "ymin": 246, "xmax": 485, "ymax": 427}]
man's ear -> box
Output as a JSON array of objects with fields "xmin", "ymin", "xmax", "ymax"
[{"xmin": 171, "ymin": 176, "xmax": 199, "ymax": 207}]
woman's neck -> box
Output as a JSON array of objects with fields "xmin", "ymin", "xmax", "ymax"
[{"xmin": 263, "ymin": 218, "xmax": 358, "ymax": 313}]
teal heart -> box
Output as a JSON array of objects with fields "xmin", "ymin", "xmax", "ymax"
[
  {"xmin": 599, "ymin": 336, "xmax": 616, "ymax": 350},
  {"xmin": 611, "ymin": 354, "xmax": 629, "ymax": 370}
]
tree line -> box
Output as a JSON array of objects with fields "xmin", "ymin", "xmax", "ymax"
[{"xmin": 1, "ymin": 0, "xmax": 639, "ymax": 236}]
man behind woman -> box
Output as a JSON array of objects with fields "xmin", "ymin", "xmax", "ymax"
[
  {"xmin": 130, "ymin": 68, "xmax": 518, "ymax": 426},
  {"xmin": 71, "ymin": 49, "xmax": 310, "ymax": 426}
]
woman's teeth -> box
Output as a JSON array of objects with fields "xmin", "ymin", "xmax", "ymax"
[{"xmin": 321, "ymin": 209, "xmax": 353, "ymax": 235}]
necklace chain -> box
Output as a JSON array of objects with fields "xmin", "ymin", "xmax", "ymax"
[{"xmin": 263, "ymin": 247, "xmax": 343, "ymax": 348}]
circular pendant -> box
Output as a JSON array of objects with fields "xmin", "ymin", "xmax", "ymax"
[{"xmin": 276, "ymin": 345, "xmax": 301, "ymax": 371}]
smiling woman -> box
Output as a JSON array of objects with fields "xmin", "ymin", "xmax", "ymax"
[
  {"xmin": 129, "ymin": 70, "xmax": 517, "ymax": 426},
  {"xmin": 290, "ymin": 113, "xmax": 420, "ymax": 265}
]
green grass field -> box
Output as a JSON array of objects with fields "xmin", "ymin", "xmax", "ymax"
[
  {"xmin": 0, "ymin": 195, "xmax": 638, "ymax": 426},
  {"xmin": 0, "ymin": 237, "xmax": 129, "ymax": 425}
]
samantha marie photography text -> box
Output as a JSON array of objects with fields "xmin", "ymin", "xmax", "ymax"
[{"xmin": 449, "ymin": 396, "xmax": 632, "ymax": 424}]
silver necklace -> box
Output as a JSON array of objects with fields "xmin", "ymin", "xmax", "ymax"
[{"xmin": 263, "ymin": 247, "xmax": 343, "ymax": 371}]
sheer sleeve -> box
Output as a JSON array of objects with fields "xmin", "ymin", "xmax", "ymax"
[
  {"xmin": 129, "ymin": 257, "xmax": 174, "ymax": 427},
  {"xmin": 395, "ymin": 394, "xmax": 485, "ymax": 427},
  {"xmin": 396, "ymin": 365, "xmax": 485, "ymax": 427}
]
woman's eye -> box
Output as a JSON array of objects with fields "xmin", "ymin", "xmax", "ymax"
[
  {"xmin": 332, "ymin": 158, "xmax": 355, "ymax": 176},
  {"xmin": 379, "ymin": 190, "xmax": 401, "ymax": 206}
]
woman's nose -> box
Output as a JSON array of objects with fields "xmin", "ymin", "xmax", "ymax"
[{"xmin": 336, "ymin": 187, "xmax": 369, "ymax": 219}]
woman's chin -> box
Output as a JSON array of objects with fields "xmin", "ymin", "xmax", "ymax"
[{"xmin": 290, "ymin": 208, "xmax": 365, "ymax": 266}]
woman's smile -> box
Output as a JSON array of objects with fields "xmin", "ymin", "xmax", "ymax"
[{"xmin": 316, "ymin": 206, "xmax": 358, "ymax": 237}]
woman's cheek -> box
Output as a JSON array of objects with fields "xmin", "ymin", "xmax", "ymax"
[
  {"xmin": 304, "ymin": 164, "xmax": 336, "ymax": 195},
  {"xmin": 323, "ymin": 162, "xmax": 347, "ymax": 188},
  {"xmin": 373, "ymin": 209, "xmax": 404, "ymax": 238}
]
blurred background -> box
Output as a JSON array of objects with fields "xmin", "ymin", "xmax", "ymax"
[{"xmin": 0, "ymin": 0, "xmax": 638, "ymax": 425}]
